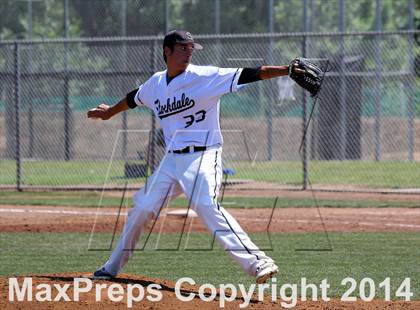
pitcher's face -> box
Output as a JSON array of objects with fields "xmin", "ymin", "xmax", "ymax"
[{"xmin": 166, "ymin": 43, "xmax": 195, "ymax": 71}]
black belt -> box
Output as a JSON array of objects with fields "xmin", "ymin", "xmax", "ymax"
[{"xmin": 169, "ymin": 146, "xmax": 207, "ymax": 154}]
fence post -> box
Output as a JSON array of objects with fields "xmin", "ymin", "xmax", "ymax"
[
  {"xmin": 266, "ymin": 0, "xmax": 274, "ymax": 161},
  {"xmin": 302, "ymin": 0, "xmax": 309, "ymax": 190},
  {"xmin": 63, "ymin": 0, "xmax": 73, "ymax": 161},
  {"xmin": 407, "ymin": 0, "xmax": 415, "ymax": 162},
  {"xmin": 63, "ymin": 58, "xmax": 72, "ymax": 161},
  {"xmin": 149, "ymin": 39, "xmax": 159, "ymax": 171},
  {"xmin": 374, "ymin": 0, "xmax": 382, "ymax": 161},
  {"xmin": 27, "ymin": 0, "xmax": 35, "ymax": 158},
  {"xmin": 14, "ymin": 42, "xmax": 22, "ymax": 191},
  {"xmin": 165, "ymin": 0, "xmax": 170, "ymax": 32},
  {"xmin": 214, "ymin": 0, "xmax": 221, "ymax": 65},
  {"xmin": 214, "ymin": 0, "xmax": 220, "ymax": 34},
  {"xmin": 338, "ymin": 0, "xmax": 347, "ymax": 160},
  {"xmin": 121, "ymin": 0, "xmax": 128, "ymax": 162}
]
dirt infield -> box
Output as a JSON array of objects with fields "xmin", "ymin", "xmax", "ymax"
[
  {"xmin": 1, "ymin": 274, "xmax": 418, "ymax": 309},
  {"xmin": 0, "ymin": 204, "xmax": 419, "ymax": 233},
  {"xmin": 0, "ymin": 185, "xmax": 419, "ymax": 233}
]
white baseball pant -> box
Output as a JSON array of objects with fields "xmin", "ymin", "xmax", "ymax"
[{"xmin": 104, "ymin": 146, "xmax": 272, "ymax": 276}]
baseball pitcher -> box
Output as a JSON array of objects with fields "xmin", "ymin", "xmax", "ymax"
[{"xmin": 87, "ymin": 30, "xmax": 321, "ymax": 284}]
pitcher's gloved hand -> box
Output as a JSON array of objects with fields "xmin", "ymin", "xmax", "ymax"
[{"xmin": 289, "ymin": 57, "xmax": 323, "ymax": 97}]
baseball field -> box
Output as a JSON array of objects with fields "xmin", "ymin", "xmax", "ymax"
[
  {"xmin": 1, "ymin": 182, "xmax": 419, "ymax": 309},
  {"xmin": 0, "ymin": 0, "xmax": 418, "ymax": 309}
]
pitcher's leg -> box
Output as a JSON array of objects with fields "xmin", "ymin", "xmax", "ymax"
[
  {"xmin": 104, "ymin": 172, "xmax": 182, "ymax": 275},
  {"xmin": 195, "ymin": 203, "xmax": 273, "ymax": 276},
  {"xmin": 178, "ymin": 148, "xmax": 274, "ymax": 277}
]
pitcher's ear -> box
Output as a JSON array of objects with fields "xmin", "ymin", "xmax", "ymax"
[{"xmin": 164, "ymin": 46, "xmax": 172, "ymax": 57}]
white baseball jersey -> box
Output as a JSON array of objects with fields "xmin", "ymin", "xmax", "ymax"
[{"xmin": 134, "ymin": 64, "xmax": 244, "ymax": 150}]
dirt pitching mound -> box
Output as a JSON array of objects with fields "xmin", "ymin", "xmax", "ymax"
[{"xmin": 1, "ymin": 273, "xmax": 418, "ymax": 309}]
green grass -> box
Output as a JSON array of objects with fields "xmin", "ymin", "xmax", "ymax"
[
  {"xmin": 0, "ymin": 232, "xmax": 419, "ymax": 299},
  {"xmin": 0, "ymin": 191, "xmax": 418, "ymax": 208},
  {"xmin": 1, "ymin": 160, "xmax": 420, "ymax": 189},
  {"xmin": 0, "ymin": 160, "xmax": 135, "ymax": 186},
  {"xmin": 230, "ymin": 160, "xmax": 420, "ymax": 189}
]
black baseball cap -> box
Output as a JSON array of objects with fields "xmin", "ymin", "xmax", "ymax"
[{"xmin": 163, "ymin": 30, "xmax": 203, "ymax": 50}]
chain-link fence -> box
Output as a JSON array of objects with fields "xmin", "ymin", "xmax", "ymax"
[{"xmin": 0, "ymin": 31, "xmax": 419, "ymax": 192}]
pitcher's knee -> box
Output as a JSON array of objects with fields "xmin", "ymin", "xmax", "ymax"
[
  {"xmin": 132, "ymin": 191, "xmax": 162, "ymax": 220},
  {"xmin": 127, "ymin": 204, "xmax": 157, "ymax": 224}
]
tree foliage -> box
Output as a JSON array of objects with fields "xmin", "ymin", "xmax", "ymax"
[{"xmin": 0, "ymin": 0, "xmax": 417, "ymax": 40}]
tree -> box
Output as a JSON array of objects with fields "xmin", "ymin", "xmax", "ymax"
[{"xmin": 0, "ymin": 0, "xmax": 26, "ymax": 39}]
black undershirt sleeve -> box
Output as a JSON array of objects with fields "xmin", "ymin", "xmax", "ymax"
[
  {"xmin": 238, "ymin": 67, "xmax": 262, "ymax": 85},
  {"xmin": 126, "ymin": 89, "xmax": 138, "ymax": 109}
]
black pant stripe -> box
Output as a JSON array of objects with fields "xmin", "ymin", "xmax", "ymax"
[
  {"xmin": 214, "ymin": 151, "xmax": 259, "ymax": 260},
  {"xmin": 213, "ymin": 150, "xmax": 218, "ymax": 203},
  {"xmin": 218, "ymin": 203, "xmax": 260, "ymax": 260}
]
